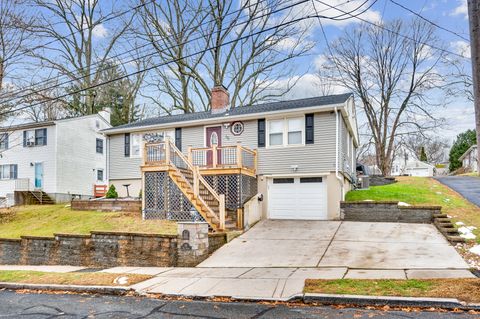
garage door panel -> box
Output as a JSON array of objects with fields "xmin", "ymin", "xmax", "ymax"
[{"xmin": 268, "ymin": 177, "xmax": 327, "ymax": 220}]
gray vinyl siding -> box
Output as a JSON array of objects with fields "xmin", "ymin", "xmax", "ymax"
[
  {"xmin": 258, "ymin": 112, "xmax": 336, "ymax": 175},
  {"xmin": 107, "ymin": 111, "xmax": 342, "ymax": 179},
  {"xmin": 109, "ymin": 133, "xmax": 142, "ymax": 180}
]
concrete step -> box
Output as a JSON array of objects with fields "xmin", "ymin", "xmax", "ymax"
[
  {"xmin": 439, "ymin": 227, "xmax": 459, "ymax": 234},
  {"xmin": 433, "ymin": 213, "xmax": 448, "ymax": 219},
  {"xmin": 447, "ymin": 235, "xmax": 466, "ymax": 243}
]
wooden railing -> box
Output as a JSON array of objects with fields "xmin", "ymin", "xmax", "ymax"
[
  {"xmin": 187, "ymin": 144, "xmax": 257, "ymax": 173},
  {"xmin": 143, "ymin": 139, "xmax": 226, "ymax": 230}
]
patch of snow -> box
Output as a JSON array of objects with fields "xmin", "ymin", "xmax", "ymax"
[
  {"xmin": 436, "ymin": 191, "xmax": 442, "ymax": 195},
  {"xmin": 458, "ymin": 226, "xmax": 477, "ymax": 240},
  {"xmin": 456, "ymin": 221, "xmax": 465, "ymax": 226},
  {"xmin": 443, "ymin": 198, "xmax": 451, "ymax": 202},
  {"xmin": 398, "ymin": 202, "xmax": 410, "ymax": 206},
  {"xmin": 447, "ymin": 215, "xmax": 453, "ymax": 218},
  {"xmin": 363, "ymin": 200, "xmax": 374, "ymax": 202},
  {"xmin": 113, "ymin": 276, "xmax": 129, "ymax": 285},
  {"xmin": 469, "ymin": 245, "xmax": 480, "ymax": 256},
  {"xmin": 64, "ymin": 204, "xmax": 71, "ymax": 208}
]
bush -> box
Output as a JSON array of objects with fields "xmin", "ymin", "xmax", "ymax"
[
  {"xmin": 105, "ymin": 185, "xmax": 118, "ymax": 199},
  {"xmin": 449, "ymin": 129, "xmax": 476, "ymax": 172}
]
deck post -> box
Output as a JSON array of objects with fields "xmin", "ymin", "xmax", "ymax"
[
  {"xmin": 219, "ymin": 194, "xmax": 226, "ymax": 230},
  {"xmin": 165, "ymin": 140, "xmax": 170, "ymax": 166},
  {"xmin": 254, "ymin": 149, "xmax": 258, "ymax": 173},
  {"xmin": 193, "ymin": 167, "xmax": 200, "ymax": 196},
  {"xmin": 236, "ymin": 144, "xmax": 243, "ymax": 168},
  {"xmin": 212, "ymin": 145, "xmax": 218, "ymax": 168},
  {"xmin": 187, "ymin": 146, "xmax": 193, "ymax": 164}
]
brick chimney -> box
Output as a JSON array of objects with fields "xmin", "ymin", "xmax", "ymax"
[{"xmin": 211, "ymin": 86, "xmax": 230, "ymax": 114}]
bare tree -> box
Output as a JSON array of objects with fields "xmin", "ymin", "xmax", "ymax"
[
  {"xmin": 137, "ymin": 0, "xmax": 313, "ymax": 114},
  {"xmin": 402, "ymin": 134, "xmax": 449, "ymax": 164},
  {"xmin": 323, "ymin": 19, "xmax": 447, "ymax": 175},
  {"xmin": 30, "ymin": 0, "xmax": 132, "ymax": 115}
]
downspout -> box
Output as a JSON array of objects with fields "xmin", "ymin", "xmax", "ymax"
[{"xmin": 335, "ymin": 107, "xmax": 344, "ymax": 199}]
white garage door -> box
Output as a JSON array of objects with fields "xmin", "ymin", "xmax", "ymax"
[{"xmin": 268, "ymin": 177, "xmax": 328, "ymax": 220}]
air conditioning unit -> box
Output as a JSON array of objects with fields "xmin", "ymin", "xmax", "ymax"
[{"xmin": 26, "ymin": 141, "xmax": 35, "ymax": 147}]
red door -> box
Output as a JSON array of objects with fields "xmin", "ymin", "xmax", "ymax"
[{"xmin": 206, "ymin": 126, "xmax": 222, "ymax": 167}]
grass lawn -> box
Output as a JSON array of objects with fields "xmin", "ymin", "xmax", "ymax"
[
  {"xmin": 304, "ymin": 279, "xmax": 480, "ymax": 303},
  {"xmin": 0, "ymin": 270, "xmax": 152, "ymax": 286},
  {"xmin": 0, "ymin": 205, "xmax": 177, "ymax": 239},
  {"xmin": 346, "ymin": 176, "xmax": 480, "ymax": 242}
]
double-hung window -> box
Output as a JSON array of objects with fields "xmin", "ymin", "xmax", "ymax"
[
  {"xmin": 97, "ymin": 169, "xmax": 104, "ymax": 181},
  {"xmin": 268, "ymin": 117, "xmax": 304, "ymax": 147},
  {"xmin": 130, "ymin": 133, "xmax": 143, "ymax": 157},
  {"xmin": 24, "ymin": 128, "xmax": 47, "ymax": 146},
  {"xmin": 0, "ymin": 133, "xmax": 8, "ymax": 150},
  {"xmin": 0, "ymin": 164, "xmax": 17, "ymax": 180},
  {"xmin": 96, "ymin": 138, "xmax": 104, "ymax": 154}
]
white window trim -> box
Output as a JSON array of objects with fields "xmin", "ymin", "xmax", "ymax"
[
  {"xmin": 266, "ymin": 116, "xmax": 305, "ymax": 148},
  {"xmin": 130, "ymin": 133, "xmax": 143, "ymax": 158},
  {"xmin": 130, "ymin": 130, "xmax": 175, "ymax": 158}
]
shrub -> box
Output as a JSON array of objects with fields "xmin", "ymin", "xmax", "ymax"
[{"xmin": 105, "ymin": 185, "xmax": 118, "ymax": 199}]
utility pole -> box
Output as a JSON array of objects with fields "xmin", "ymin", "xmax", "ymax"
[{"xmin": 468, "ymin": 0, "xmax": 480, "ymax": 175}]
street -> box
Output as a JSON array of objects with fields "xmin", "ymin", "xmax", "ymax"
[
  {"xmin": 0, "ymin": 290, "xmax": 478, "ymax": 319},
  {"xmin": 436, "ymin": 176, "xmax": 480, "ymax": 207}
]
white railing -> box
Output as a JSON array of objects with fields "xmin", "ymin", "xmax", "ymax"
[
  {"xmin": 15, "ymin": 178, "xmax": 31, "ymax": 191},
  {"xmin": 187, "ymin": 144, "xmax": 257, "ymax": 172}
]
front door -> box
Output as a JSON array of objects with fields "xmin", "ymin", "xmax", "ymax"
[
  {"xmin": 206, "ymin": 126, "xmax": 222, "ymax": 167},
  {"xmin": 34, "ymin": 163, "xmax": 43, "ymax": 189}
]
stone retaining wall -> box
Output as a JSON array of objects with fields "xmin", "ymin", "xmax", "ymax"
[
  {"xmin": 341, "ymin": 201, "xmax": 441, "ymax": 223},
  {"xmin": 0, "ymin": 223, "xmax": 227, "ymax": 267},
  {"xmin": 71, "ymin": 199, "xmax": 141, "ymax": 212}
]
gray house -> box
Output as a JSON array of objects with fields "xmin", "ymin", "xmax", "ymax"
[{"xmin": 104, "ymin": 87, "xmax": 358, "ymax": 231}]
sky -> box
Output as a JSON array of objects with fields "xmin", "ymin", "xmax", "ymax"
[
  {"xmin": 272, "ymin": 0, "xmax": 474, "ymax": 143},
  {"xmin": 5, "ymin": 0, "xmax": 475, "ymax": 144}
]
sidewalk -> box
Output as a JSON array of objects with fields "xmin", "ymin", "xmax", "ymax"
[{"xmin": 0, "ymin": 265, "xmax": 474, "ymax": 301}]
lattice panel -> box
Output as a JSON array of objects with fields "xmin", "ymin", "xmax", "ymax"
[
  {"xmin": 240, "ymin": 174, "xmax": 258, "ymax": 205},
  {"xmin": 143, "ymin": 171, "xmax": 204, "ymax": 222}
]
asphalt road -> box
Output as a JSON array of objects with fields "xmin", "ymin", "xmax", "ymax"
[
  {"xmin": 0, "ymin": 290, "xmax": 478, "ymax": 319},
  {"xmin": 436, "ymin": 176, "xmax": 480, "ymax": 207}
]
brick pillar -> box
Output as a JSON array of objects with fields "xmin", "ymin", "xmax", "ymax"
[{"xmin": 177, "ymin": 222, "xmax": 209, "ymax": 267}]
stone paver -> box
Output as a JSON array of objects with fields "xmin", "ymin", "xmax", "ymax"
[
  {"xmin": 406, "ymin": 269, "xmax": 476, "ymax": 279},
  {"xmin": 344, "ymin": 269, "xmax": 406, "ymax": 279},
  {"xmin": 319, "ymin": 241, "xmax": 469, "ymax": 269},
  {"xmin": 0, "ymin": 265, "xmax": 85, "ymax": 273}
]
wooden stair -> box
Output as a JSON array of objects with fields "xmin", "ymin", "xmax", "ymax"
[
  {"xmin": 163, "ymin": 141, "xmax": 226, "ymax": 232},
  {"xmin": 29, "ymin": 191, "xmax": 55, "ymax": 205}
]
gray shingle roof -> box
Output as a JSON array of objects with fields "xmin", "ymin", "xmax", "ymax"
[{"xmin": 104, "ymin": 93, "xmax": 352, "ymax": 132}]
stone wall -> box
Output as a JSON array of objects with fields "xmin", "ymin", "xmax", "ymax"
[
  {"xmin": 71, "ymin": 199, "xmax": 141, "ymax": 212},
  {"xmin": 0, "ymin": 222, "xmax": 226, "ymax": 267},
  {"xmin": 341, "ymin": 201, "xmax": 440, "ymax": 223}
]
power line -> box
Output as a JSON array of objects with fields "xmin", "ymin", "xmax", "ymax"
[
  {"xmin": 0, "ymin": 0, "xmax": 313, "ymax": 102},
  {"xmin": 389, "ymin": 0, "xmax": 470, "ymax": 42},
  {"xmin": 4, "ymin": 0, "xmax": 157, "ymax": 64},
  {"xmin": 0, "ymin": 6, "xmax": 366, "ymax": 116},
  {"xmin": 313, "ymin": 0, "xmax": 469, "ymax": 60},
  {"xmin": 1, "ymin": 0, "xmax": 356, "ymax": 106}
]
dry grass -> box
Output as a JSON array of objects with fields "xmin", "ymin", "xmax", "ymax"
[
  {"xmin": 0, "ymin": 205, "xmax": 177, "ymax": 239},
  {"xmin": 0, "ymin": 270, "xmax": 152, "ymax": 286},
  {"xmin": 305, "ymin": 279, "xmax": 480, "ymax": 303}
]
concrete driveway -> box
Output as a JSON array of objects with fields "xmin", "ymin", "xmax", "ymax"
[
  {"xmin": 199, "ymin": 220, "xmax": 468, "ymax": 269},
  {"xmin": 436, "ymin": 176, "xmax": 480, "ymax": 207}
]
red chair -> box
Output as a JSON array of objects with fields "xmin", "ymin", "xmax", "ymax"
[{"xmin": 94, "ymin": 184, "xmax": 107, "ymax": 198}]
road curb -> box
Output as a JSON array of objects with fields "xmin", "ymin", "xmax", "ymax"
[
  {"xmin": 0, "ymin": 282, "xmax": 133, "ymax": 295},
  {"xmin": 303, "ymin": 293, "xmax": 480, "ymax": 310}
]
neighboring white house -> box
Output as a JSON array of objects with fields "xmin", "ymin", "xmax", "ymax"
[
  {"xmin": 0, "ymin": 110, "xmax": 111, "ymax": 203},
  {"xmin": 460, "ymin": 145, "xmax": 478, "ymax": 172},
  {"xmin": 404, "ymin": 160, "xmax": 436, "ymax": 177}
]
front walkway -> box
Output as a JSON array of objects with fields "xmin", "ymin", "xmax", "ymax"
[{"xmin": 436, "ymin": 176, "xmax": 480, "ymax": 207}]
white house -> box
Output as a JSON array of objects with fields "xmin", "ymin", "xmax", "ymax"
[
  {"xmin": 404, "ymin": 160, "xmax": 436, "ymax": 177},
  {"xmin": 0, "ymin": 110, "xmax": 111, "ymax": 203},
  {"xmin": 460, "ymin": 145, "xmax": 478, "ymax": 172}
]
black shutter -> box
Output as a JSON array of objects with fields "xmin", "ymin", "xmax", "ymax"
[
  {"xmin": 4, "ymin": 133, "xmax": 8, "ymax": 149},
  {"xmin": 43, "ymin": 128, "xmax": 47, "ymax": 145},
  {"xmin": 175, "ymin": 128, "xmax": 182, "ymax": 151},
  {"xmin": 258, "ymin": 119, "xmax": 266, "ymax": 147},
  {"xmin": 11, "ymin": 165, "xmax": 17, "ymax": 179},
  {"xmin": 124, "ymin": 133, "xmax": 130, "ymax": 157},
  {"xmin": 23, "ymin": 131, "xmax": 27, "ymax": 147},
  {"xmin": 305, "ymin": 113, "xmax": 314, "ymax": 144}
]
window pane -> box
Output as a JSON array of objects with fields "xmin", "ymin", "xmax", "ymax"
[
  {"xmin": 269, "ymin": 133, "xmax": 283, "ymax": 146},
  {"xmin": 269, "ymin": 120, "xmax": 283, "ymax": 134},
  {"xmin": 288, "ymin": 131, "xmax": 302, "ymax": 144},
  {"xmin": 2, "ymin": 165, "xmax": 10, "ymax": 179},
  {"xmin": 288, "ymin": 118, "xmax": 302, "ymax": 132},
  {"xmin": 131, "ymin": 134, "xmax": 142, "ymax": 156},
  {"xmin": 97, "ymin": 170, "xmax": 104, "ymax": 181}
]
